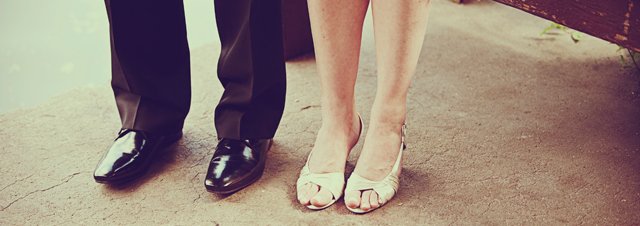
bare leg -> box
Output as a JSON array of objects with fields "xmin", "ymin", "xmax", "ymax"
[
  {"xmin": 344, "ymin": 0, "xmax": 431, "ymax": 211},
  {"xmin": 297, "ymin": 0, "xmax": 369, "ymax": 207}
]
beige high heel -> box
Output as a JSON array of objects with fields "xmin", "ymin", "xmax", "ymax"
[
  {"xmin": 296, "ymin": 114, "xmax": 364, "ymax": 210},
  {"xmin": 344, "ymin": 124, "xmax": 406, "ymax": 214}
]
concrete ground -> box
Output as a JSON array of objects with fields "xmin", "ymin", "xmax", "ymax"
[{"xmin": 1, "ymin": 0, "xmax": 639, "ymax": 225}]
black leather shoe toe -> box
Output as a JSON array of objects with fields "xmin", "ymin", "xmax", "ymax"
[
  {"xmin": 204, "ymin": 138, "xmax": 272, "ymax": 194},
  {"xmin": 93, "ymin": 129, "xmax": 182, "ymax": 184}
]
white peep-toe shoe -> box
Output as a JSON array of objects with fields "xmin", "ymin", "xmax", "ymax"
[
  {"xmin": 344, "ymin": 124, "xmax": 407, "ymax": 214},
  {"xmin": 296, "ymin": 114, "xmax": 364, "ymax": 210}
]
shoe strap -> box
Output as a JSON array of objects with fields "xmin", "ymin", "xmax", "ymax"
[
  {"xmin": 297, "ymin": 165, "xmax": 345, "ymax": 199},
  {"xmin": 295, "ymin": 112, "xmax": 364, "ymax": 200},
  {"xmin": 401, "ymin": 123, "xmax": 407, "ymax": 150},
  {"xmin": 345, "ymin": 123, "xmax": 405, "ymax": 204},
  {"xmin": 345, "ymin": 173, "xmax": 399, "ymax": 204},
  {"xmin": 345, "ymin": 150, "xmax": 403, "ymax": 204}
]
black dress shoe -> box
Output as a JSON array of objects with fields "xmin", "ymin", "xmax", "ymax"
[
  {"xmin": 204, "ymin": 138, "xmax": 272, "ymax": 194},
  {"xmin": 93, "ymin": 129, "xmax": 182, "ymax": 184}
]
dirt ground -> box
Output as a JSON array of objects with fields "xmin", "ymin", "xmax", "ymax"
[{"xmin": 1, "ymin": 0, "xmax": 639, "ymax": 225}]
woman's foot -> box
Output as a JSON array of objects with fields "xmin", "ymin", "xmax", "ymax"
[
  {"xmin": 344, "ymin": 108, "xmax": 405, "ymax": 212},
  {"xmin": 297, "ymin": 113, "xmax": 362, "ymax": 208}
]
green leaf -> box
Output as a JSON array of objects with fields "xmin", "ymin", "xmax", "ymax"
[
  {"xmin": 570, "ymin": 32, "xmax": 583, "ymax": 43},
  {"xmin": 540, "ymin": 23, "xmax": 556, "ymax": 35}
]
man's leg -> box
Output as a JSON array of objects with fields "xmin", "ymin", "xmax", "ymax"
[
  {"xmin": 214, "ymin": 0, "xmax": 286, "ymax": 140},
  {"xmin": 107, "ymin": 0, "xmax": 191, "ymax": 135},
  {"xmin": 205, "ymin": 0, "xmax": 286, "ymax": 194},
  {"xmin": 94, "ymin": 0, "xmax": 191, "ymax": 184}
]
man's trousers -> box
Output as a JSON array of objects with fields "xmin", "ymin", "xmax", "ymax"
[{"xmin": 105, "ymin": 0, "xmax": 286, "ymax": 139}]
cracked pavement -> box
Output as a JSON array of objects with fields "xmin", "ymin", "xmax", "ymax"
[{"xmin": 1, "ymin": 1, "xmax": 640, "ymax": 225}]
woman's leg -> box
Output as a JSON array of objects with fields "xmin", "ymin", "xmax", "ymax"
[
  {"xmin": 344, "ymin": 0, "xmax": 431, "ymax": 211},
  {"xmin": 297, "ymin": 0, "xmax": 370, "ymax": 207}
]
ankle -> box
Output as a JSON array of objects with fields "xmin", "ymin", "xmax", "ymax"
[
  {"xmin": 320, "ymin": 118, "xmax": 360, "ymax": 141},
  {"xmin": 316, "ymin": 114, "xmax": 361, "ymax": 149},
  {"xmin": 369, "ymin": 104, "xmax": 406, "ymax": 126},
  {"xmin": 320, "ymin": 106, "xmax": 359, "ymax": 130}
]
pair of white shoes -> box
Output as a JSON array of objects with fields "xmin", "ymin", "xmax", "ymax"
[{"xmin": 296, "ymin": 114, "xmax": 406, "ymax": 213}]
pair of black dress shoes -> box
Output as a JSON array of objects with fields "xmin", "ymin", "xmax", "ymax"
[{"xmin": 93, "ymin": 129, "xmax": 271, "ymax": 194}]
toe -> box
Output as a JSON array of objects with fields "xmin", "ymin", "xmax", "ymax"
[
  {"xmin": 360, "ymin": 190, "xmax": 372, "ymax": 211},
  {"xmin": 369, "ymin": 191, "xmax": 380, "ymax": 209},
  {"xmin": 298, "ymin": 183, "xmax": 318, "ymax": 205},
  {"xmin": 310, "ymin": 186, "xmax": 334, "ymax": 207},
  {"xmin": 345, "ymin": 190, "xmax": 361, "ymax": 209}
]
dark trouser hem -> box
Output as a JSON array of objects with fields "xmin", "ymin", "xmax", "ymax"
[
  {"xmin": 114, "ymin": 89, "xmax": 186, "ymax": 136},
  {"xmin": 213, "ymin": 0, "xmax": 287, "ymax": 140},
  {"xmin": 106, "ymin": 0, "xmax": 191, "ymax": 135}
]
